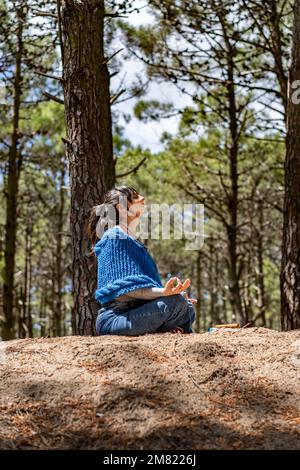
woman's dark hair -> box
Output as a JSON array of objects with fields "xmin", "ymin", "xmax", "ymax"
[{"xmin": 87, "ymin": 185, "xmax": 139, "ymax": 252}]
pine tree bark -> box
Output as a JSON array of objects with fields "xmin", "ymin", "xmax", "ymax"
[
  {"xmin": 280, "ymin": 0, "xmax": 300, "ymax": 331},
  {"xmin": 61, "ymin": 0, "xmax": 115, "ymax": 335}
]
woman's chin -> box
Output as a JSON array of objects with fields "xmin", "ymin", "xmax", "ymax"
[{"xmin": 135, "ymin": 208, "xmax": 145, "ymax": 218}]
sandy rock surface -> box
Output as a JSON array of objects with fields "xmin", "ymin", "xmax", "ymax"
[{"xmin": 0, "ymin": 328, "xmax": 299, "ymax": 449}]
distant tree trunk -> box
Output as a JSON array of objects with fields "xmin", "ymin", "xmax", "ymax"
[
  {"xmin": 222, "ymin": 286, "xmax": 228, "ymax": 323},
  {"xmin": 20, "ymin": 221, "xmax": 33, "ymax": 338},
  {"xmin": 53, "ymin": 159, "xmax": 66, "ymax": 337},
  {"xmin": 208, "ymin": 240, "xmax": 215, "ymax": 327},
  {"xmin": 241, "ymin": 252, "xmax": 252, "ymax": 325},
  {"xmin": 195, "ymin": 251, "xmax": 202, "ymax": 332},
  {"xmin": 269, "ymin": 0, "xmax": 288, "ymax": 116},
  {"xmin": 17, "ymin": 287, "xmax": 23, "ymax": 339},
  {"xmin": 257, "ymin": 200, "xmax": 267, "ymax": 326},
  {"xmin": 219, "ymin": 14, "xmax": 244, "ymax": 326},
  {"xmin": 61, "ymin": 0, "xmax": 115, "ymax": 335},
  {"xmin": 50, "ymin": 259, "xmax": 56, "ymax": 337},
  {"xmin": 39, "ymin": 277, "xmax": 47, "ymax": 337},
  {"xmin": 2, "ymin": 7, "xmax": 24, "ymax": 340},
  {"xmin": 209, "ymin": 240, "xmax": 221, "ymax": 326},
  {"xmin": 281, "ymin": 0, "xmax": 300, "ymax": 331},
  {"xmin": 28, "ymin": 233, "xmax": 33, "ymax": 337},
  {"xmin": 214, "ymin": 249, "xmax": 223, "ymax": 324}
]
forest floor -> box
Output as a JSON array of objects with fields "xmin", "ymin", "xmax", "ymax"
[{"xmin": 0, "ymin": 327, "xmax": 299, "ymax": 450}]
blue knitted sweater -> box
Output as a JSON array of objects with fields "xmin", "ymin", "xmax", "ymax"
[{"xmin": 94, "ymin": 226, "xmax": 162, "ymax": 304}]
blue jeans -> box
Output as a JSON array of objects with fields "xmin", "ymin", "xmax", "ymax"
[{"xmin": 96, "ymin": 293, "xmax": 196, "ymax": 336}]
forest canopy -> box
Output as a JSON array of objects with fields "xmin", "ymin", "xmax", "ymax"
[{"xmin": 0, "ymin": 0, "xmax": 299, "ymax": 339}]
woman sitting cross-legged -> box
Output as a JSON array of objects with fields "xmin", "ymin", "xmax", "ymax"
[{"xmin": 87, "ymin": 185, "xmax": 197, "ymax": 336}]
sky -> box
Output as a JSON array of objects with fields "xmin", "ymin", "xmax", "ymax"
[
  {"xmin": 112, "ymin": 1, "xmax": 284, "ymax": 152},
  {"xmin": 112, "ymin": 2, "xmax": 192, "ymax": 153}
]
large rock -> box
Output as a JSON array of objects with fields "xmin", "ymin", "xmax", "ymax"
[{"xmin": 0, "ymin": 328, "xmax": 299, "ymax": 449}]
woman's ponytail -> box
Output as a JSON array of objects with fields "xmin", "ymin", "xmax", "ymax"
[
  {"xmin": 86, "ymin": 185, "xmax": 139, "ymax": 255},
  {"xmin": 86, "ymin": 206, "xmax": 100, "ymax": 255}
]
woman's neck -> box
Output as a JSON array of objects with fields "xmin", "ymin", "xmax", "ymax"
[{"xmin": 118, "ymin": 219, "xmax": 139, "ymax": 239}]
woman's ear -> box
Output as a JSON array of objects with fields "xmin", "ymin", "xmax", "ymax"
[{"xmin": 117, "ymin": 201, "xmax": 131, "ymax": 224}]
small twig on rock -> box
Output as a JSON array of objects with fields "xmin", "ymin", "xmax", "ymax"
[{"xmin": 241, "ymin": 322, "xmax": 252, "ymax": 329}]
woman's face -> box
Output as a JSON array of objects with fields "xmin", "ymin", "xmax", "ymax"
[
  {"xmin": 128, "ymin": 193, "xmax": 145, "ymax": 219},
  {"xmin": 117, "ymin": 192, "xmax": 145, "ymax": 222}
]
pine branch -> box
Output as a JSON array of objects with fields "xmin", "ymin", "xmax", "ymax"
[
  {"xmin": 35, "ymin": 71, "xmax": 63, "ymax": 82},
  {"xmin": 42, "ymin": 92, "xmax": 64, "ymax": 104},
  {"xmin": 116, "ymin": 156, "xmax": 148, "ymax": 178}
]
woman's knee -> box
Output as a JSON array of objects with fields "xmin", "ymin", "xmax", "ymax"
[
  {"xmin": 160, "ymin": 293, "xmax": 189, "ymax": 319},
  {"xmin": 165, "ymin": 293, "xmax": 188, "ymax": 308},
  {"xmin": 96, "ymin": 313, "xmax": 105, "ymax": 335},
  {"xmin": 96, "ymin": 309, "xmax": 138, "ymax": 336},
  {"xmin": 163, "ymin": 292, "xmax": 183, "ymax": 302},
  {"xmin": 96, "ymin": 309, "xmax": 114, "ymax": 335}
]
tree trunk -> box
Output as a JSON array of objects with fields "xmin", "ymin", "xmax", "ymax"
[
  {"xmin": 220, "ymin": 14, "xmax": 244, "ymax": 326},
  {"xmin": 280, "ymin": 0, "xmax": 300, "ymax": 331},
  {"xmin": 257, "ymin": 200, "xmax": 267, "ymax": 326},
  {"xmin": 27, "ymin": 226, "xmax": 33, "ymax": 337},
  {"xmin": 209, "ymin": 240, "xmax": 220, "ymax": 326},
  {"xmin": 2, "ymin": 6, "xmax": 24, "ymax": 340},
  {"xmin": 61, "ymin": 0, "xmax": 115, "ymax": 335},
  {"xmin": 222, "ymin": 286, "xmax": 228, "ymax": 323},
  {"xmin": 40, "ymin": 277, "xmax": 47, "ymax": 338},
  {"xmin": 269, "ymin": 0, "xmax": 288, "ymax": 117},
  {"xmin": 241, "ymin": 252, "xmax": 252, "ymax": 325},
  {"xmin": 195, "ymin": 250, "xmax": 202, "ymax": 332},
  {"xmin": 53, "ymin": 159, "xmax": 66, "ymax": 337},
  {"xmin": 20, "ymin": 221, "xmax": 33, "ymax": 338},
  {"xmin": 214, "ymin": 249, "xmax": 223, "ymax": 324}
]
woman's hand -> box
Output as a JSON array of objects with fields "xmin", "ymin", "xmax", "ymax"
[
  {"xmin": 163, "ymin": 277, "xmax": 198, "ymax": 303},
  {"xmin": 183, "ymin": 292, "xmax": 198, "ymax": 304},
  {"xmin": 163, "ymin": 277, "xmax": 191, "ymax": 296}
]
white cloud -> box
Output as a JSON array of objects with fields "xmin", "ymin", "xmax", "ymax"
[{"xmin": 110, "ymin": 0, "xmax": 193, "ymax": 152}]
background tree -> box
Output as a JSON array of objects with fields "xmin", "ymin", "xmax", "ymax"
[
  {"xmin": 281, "ymin": 0, "xmax": 300, "ymax": 330},
  {"xmin": 119, "ymin": 0, "xmax": 287, "ymax": 326},
  {"xmin": 0, "ymin": 0, "xmax": 294, "ymax": 338},
  {"xmin": 0, "ymin": 0, "xmax": 59, "ymax": 339}
]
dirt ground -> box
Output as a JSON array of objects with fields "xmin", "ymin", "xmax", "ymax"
[{"xmin": 0, "ymin": 327, "xmax": 299, "ymax": 450}]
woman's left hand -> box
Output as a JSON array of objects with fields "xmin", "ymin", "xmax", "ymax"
[{"xmin": 183, "ymin": 292, "xmax": 198, "ymax": 304}]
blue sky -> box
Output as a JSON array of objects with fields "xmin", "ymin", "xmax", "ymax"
[
  {"xmin": 112, "ymin": 2, "xmax": 192, "ymax": 153},
  {"xmin": 112, "ymin": 1, "xmax": 285, "ymax": 153}
]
